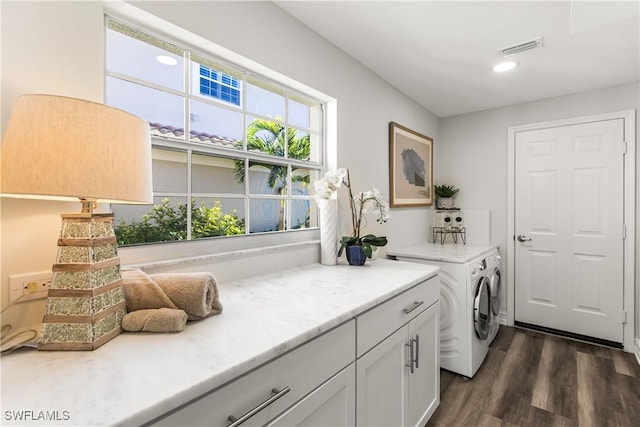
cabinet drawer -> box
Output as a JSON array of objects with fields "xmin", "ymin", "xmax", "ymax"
[
  {"xmin": 153, "ymin": 320, "xmax": 355, "ymax": 427},
  {"xmin": 356, "ymin": 276, "xmax": 438, "ymax": 357}
]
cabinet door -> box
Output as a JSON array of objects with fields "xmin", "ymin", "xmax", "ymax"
[
  {"xmin": 407, "ymin": 302, "xmax": 440, "ymax": 427},
  {"xmin": 268, "ymin": 363, "xmax": 355, "ymax": 427},
  {"xmin": 356, "ymin": 327, "xmax": 408, "ymax": 427}
]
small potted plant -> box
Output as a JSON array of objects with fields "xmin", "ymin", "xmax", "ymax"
[{"xmin": 434, "ymin": 184, "xmax": 459, "ymax": 209}]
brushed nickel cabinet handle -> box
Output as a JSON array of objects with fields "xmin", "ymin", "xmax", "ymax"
[
  {"xmin": 227, "ymin": 386, "xmax": 291, "ymax": 427},
  {"xmin": 405, "ymin": 340, "xmax": 415, "ymax": 374},
  {"xmin": 403, "ymin": 300, "xmax": 424, "ymax": 315},
  {"xmin": 414, "ymin": 334, "xmax": 420, "ymax": 369}
]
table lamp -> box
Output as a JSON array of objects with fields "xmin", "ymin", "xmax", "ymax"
[{"xmin": 1, "ymin": 94, "xmax": 152, "ymax": 350}]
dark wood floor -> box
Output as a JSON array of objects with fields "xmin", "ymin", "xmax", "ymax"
[{"xmin": 427, "ymin": 326, "xmax": 640, "ymax": 427}]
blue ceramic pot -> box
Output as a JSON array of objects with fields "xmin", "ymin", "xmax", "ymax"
[{"xmin": 346, "ymin": 245, "xmax": 367, "ymax": 266}]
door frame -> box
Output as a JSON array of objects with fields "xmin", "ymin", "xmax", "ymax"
[{"xmin": 507, "ymin": 110, "xmax": 636, "ymax": 352}]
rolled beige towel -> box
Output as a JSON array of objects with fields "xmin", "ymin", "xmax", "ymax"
[
  {"xmin": 151, "ymin": 272, "xmax": 223, "ymax": 321},
  {"xmin": 122, "ymin": 308, "xmax": 188, "ymax": 333},
  {"xmin": 121, "ymin": 269, "xmax": 179, "ymax": 312}
]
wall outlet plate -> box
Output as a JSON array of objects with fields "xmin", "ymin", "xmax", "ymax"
[{"xmin": 8, "ymin": 271, "xmax": 52, "ymax": 304}]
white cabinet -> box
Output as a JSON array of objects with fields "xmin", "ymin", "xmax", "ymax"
[
  {"xmin": 268, "ymin": 363, "xmax": 356, "ymax": 427},
  {"xmin": 356, "ymin": 277, "xmax": 440, "ymax": 427},
  {"xmin": 152, "ymin": 321, "xmax": 355, "ymax": 427},
  {"xmin": 153, "ymin": 274, "xmax": 439, "ymax": 427}
]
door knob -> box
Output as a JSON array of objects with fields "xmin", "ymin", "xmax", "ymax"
[{"xmin": 517, "ymin": 234, "xmax": 532, "ymax": 242}]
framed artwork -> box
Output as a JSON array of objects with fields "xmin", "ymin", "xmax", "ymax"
[{"xmin": 388, "ymin": 121, "xmax": 433, "ymax": 207}]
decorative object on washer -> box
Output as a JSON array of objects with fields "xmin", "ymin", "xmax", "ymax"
[
  {"xmin": 434, "ymin": 210, "xmax": 453, "ymax": 228},
  {"xmin": 434, "ymin": 184, "xmax": 459, "ymax": 209},
  {"xmin": 453, "ymin": 211, "xmax": 464, "ymax": 227},
  {"xmin": 433, "ymin": 209, "xmax": 466, "ymax": 244}
]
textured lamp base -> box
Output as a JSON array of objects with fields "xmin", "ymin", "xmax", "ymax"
[{"xmin": 39, "ymin": 213, "xmax": 126, "ymax": 351}]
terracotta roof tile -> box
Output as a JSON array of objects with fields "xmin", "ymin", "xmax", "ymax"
[{"xmin": 149, "ymin": 122, "xmax": 239, "ymax": 147}]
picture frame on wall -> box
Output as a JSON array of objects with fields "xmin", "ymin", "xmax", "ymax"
[{"xmin": 389, "ymin": 121, "xmax": 433, "ymax": 207}]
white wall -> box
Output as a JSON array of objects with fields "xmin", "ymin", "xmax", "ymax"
[
  {"xmin": 0, "ymin": 1, "xmax": 437, "ymax": 326},
  {"xmin": 0, "ymin": 1, "xmax": 106, "ymax": 323},
  {"xmin": 438, "ymin": 82, "xmax": 639, "ymax": 344}
]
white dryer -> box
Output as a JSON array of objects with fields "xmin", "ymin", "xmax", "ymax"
[
  {"xmin": 486, "ymin": 251, "xmax": 502, "ymax": 344},
  {"xmin": 388, "ymin": 244, "xmax": 499, "ymax": 378}
]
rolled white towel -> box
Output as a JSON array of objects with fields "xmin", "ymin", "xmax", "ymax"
[
  {"xmin": 151, "ymin": 272, "xmax": 223, "ymax": 321},
  {"xmin": 121, "ymin": 308, "xmax": 187, "ymax": 333}
]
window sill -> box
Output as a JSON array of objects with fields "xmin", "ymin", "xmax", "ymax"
[{"xmin": 123, "ymin": 239, "xmax": 319, "ymax": 271}]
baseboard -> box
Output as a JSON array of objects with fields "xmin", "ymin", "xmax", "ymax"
[{"xmin": 635, "ymin": 338, "xmax": 640, "ymax": 366}]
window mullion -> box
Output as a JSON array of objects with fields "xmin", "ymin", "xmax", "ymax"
[
  {"xmin": 186, "ymin": 148, "xmax": 193, "ymax": 240},
  {"xmin": 242, "ymin": 71, "xmax": 248, "ymax": 152},
  {"xmin": 184, "ymin": 50, "xmax": 192, "ymax": 145},
  {"xmin": 284, "ymin": 95, "xmax": 290, "ymax": 161},
  {"xmin": 107, "ymin": 71, "xmax": 184, "ymax": 97},
  {"xmin": 287, "ymin": 164, "xmax": 292, "ymax": 231},
  {"xmin": 244, "ymin": 157, "xmax": 250, "ymax": 235}
]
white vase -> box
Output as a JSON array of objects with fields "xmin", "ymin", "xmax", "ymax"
[{"xmin": 318, "ymin": 198, "xmax": 338, "ymax": 265}]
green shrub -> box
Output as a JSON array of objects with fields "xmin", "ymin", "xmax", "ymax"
[{"xmin": 115, "ymin": 198, "xmax": 244, "ymax": 245}]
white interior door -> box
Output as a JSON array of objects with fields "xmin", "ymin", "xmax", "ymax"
[{"xmin": 514, "ymin": 119, "xmax": 625, "ymax": 344}]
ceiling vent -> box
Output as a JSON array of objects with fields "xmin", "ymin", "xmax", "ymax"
[{"xmin": 498, "ymin": 37, "xmax": 543, "ymax": 57}]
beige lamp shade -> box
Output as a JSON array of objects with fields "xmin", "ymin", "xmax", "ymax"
[{"xmin": 1, "ymin": 94, "xmax": 152, "ymax": 204}]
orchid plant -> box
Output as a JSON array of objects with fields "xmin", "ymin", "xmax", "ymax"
[{"xmin": 315, "ymin": 168, "xmax": 391, "ymax": 259}]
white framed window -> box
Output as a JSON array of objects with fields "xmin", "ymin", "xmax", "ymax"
[
  {"xmin": 199, "ymin": 65, "xmax": 241, "ymax": 106},
  {"xmin": 105, "ymin": 18, "xmax": 325, "ymax": 246}
]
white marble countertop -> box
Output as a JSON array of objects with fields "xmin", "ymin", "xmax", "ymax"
[
  {"xmin": 1, "ymin": 259, "xmax": 438, "ymax": 426},
  {"xmin": 388, "ymin": 243, "xmax": 499, "ymax": 264}
]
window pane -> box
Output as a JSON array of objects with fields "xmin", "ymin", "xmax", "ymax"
[
  {"xmin": 250, "ymin": 199, "xmax": 285, "ymax": 233},
  {"xmin": 291, "ymin": 167, "xmax": 317, "ymax": 197},
  {"xmin": 107, "ymin": 76, "xmax": 184, "ymax": 138},
  {"xmin": 246, "ymin": 82, "xmax": 285, "ymax": 120},
  {"xmin": 249, "ymin": 161, "xmax": 287, "ymax": 195},
  {"xmin": 192, "ymin": 153, "xmax": 244, "ymax": 194},
  {"xmin": 288, "ymin": 128, "xmax": 310, "ymax": 161},
  {"xmin": 190, "ymin": 54, "xmax": 243, "ymax": 81},
  {"xmin": 189, "ymin": 99, "xmax": 243, "ymax": 148},
  {"xmin": 191, "ymin": 61, "xmax": 242, "ymax": 107},
  {"xmin": 288, "ymin": 99, "xmax": 310, "ymax": 128},
  {"xmin": 291, "ymin": 199, "xmax": 313, "ymax": 230},
  {"xmin": 107, "ymin": 25, "xmax": 184, "ymax": 92},
  {"xmin": 308, "ymin": 133, "xmax": 321, "ymax": 164},
  {"xmin": 246, "ymin": 117, "xmax": 285, "ymax": 157},
  {"xmin": 191, "ymin": 197, "xmax": 245, "ymax": 239},
  {"xmin": 307, "ymin": 199, "xmax": 320, "ymax": 228},
  {"xmin": 114, "ymin": 196, "xmax": 188, "ymax": 245},
  {"xmin": 152, "ymin": 148, "xmax": 187, "ymax": 193}
]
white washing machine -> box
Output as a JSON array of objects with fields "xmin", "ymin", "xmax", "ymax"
[{"xmin": 388, "ymin": 244, "xmax": 499, "ymax": 378}]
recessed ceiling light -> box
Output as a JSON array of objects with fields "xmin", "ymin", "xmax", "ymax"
[
  {"xmin": 493, "ymin": 61, "xmax": 517, "ymax": 73},
  {"xmin": 156, "ymin": 55, "xmax": 177, "ymax": 66}
]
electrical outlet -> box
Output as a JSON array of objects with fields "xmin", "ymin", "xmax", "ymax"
[{"xmin": 8, "ymin": 271, "xmax": 52, "ymax": 304}]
